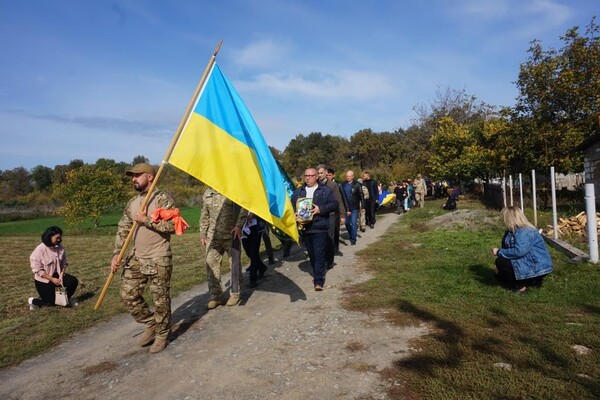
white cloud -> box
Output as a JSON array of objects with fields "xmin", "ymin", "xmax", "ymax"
[
  {"xmin": 237, "ymin": 69, "xmax": 395, "ymax": 101},
  {"xmin": 231, "ymin": 38, "xmax": 293, "ymax": 69}
]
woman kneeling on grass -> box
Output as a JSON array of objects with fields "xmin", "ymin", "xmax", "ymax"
[
  {"xmin": 28, "ymin": 226, "xmax": 78, "ymax": 309},
  {"xmin": 492, "ymin": 206, "xmax": 553, "ymax": 294}
]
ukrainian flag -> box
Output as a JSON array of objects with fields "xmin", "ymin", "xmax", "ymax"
[{"xmin": 169, "ymin": 63, "xmax": 299, "ymax": 242}]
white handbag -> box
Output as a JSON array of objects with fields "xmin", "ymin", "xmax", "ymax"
[{"xmin": 55, "ymin": 285, "xmax": 68, "ymax": 307}]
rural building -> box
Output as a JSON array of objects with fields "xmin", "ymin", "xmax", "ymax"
[{"xmin": 574, "ymin": 128, "xmax": 600, "ymax": 206}]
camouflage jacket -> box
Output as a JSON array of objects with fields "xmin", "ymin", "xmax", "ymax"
[
  {"xmin": 114, "ymin": 189, "xmax": 176, "ymax": 260},
  {"xmin": 414, "ymin": 178, "xmax": 427, "ymax": 194},
  {"xmin": 199, "ymin": 188, "xmax": 247, "ymax": 242}
]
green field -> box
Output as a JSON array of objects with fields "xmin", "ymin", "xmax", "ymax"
[{"xmin": 346, "ymin": 199, "xmax": 600, "ymax": 399}]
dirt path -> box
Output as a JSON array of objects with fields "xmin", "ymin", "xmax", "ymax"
[{"xmin": 1, "ymin": 212, "xmax": 426, "ymax": 400}]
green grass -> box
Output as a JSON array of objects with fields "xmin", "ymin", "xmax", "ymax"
[
  {"xmin": 0, "ymin": 207, "xmax": 202, "ymax": 236},
  {"xmin": 346, "ymin": 199, "xmax": 600, "ymax": 399},
  {"xmin": 0, "ymin": 206, "xmax": 271, "ymax": 368}
]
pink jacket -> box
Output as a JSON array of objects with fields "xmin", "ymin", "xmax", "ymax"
[{"xmin": 30, "ymin": 242, "xmax": 68, "ymax": 283}]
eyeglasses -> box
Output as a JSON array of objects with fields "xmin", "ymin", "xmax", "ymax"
[{"xmin": 304, "ymin": 174, "xmax": 317, "ymax": 177}]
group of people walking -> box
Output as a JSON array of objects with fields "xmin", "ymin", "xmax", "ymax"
[
  {"xmin": 26, "ymin": 162, "xmax": 554, "ymax": 355},
  {"xmin": 390, "ymin": 174, "xmax": 428, "ymax": 214}
]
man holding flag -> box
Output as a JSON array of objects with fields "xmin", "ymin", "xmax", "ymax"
[{"xmin": 110, "ymin": 163, "xmax": 177, "ymax": 354}]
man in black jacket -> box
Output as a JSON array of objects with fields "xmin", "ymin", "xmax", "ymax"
[
  {"xmin": 341, "ymin": 170, "xmax": 364, "ymax": 245},
  {"xmin": 361, "ymin": 171, "xmax": 378, "ymax": 228},
  {"xmin": 291, "ymin": 167, "xmax": 338, "ymax": 291},
  {"xmin": 317, "ymin": 165, "xmax": 346, "ymax": 269}
]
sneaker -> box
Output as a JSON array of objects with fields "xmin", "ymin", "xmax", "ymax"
[
  {"xmin": 226, "ymin": 293, "xmax": 241, "ymax": 306},
  {"xmin": 68, "ymin": 298, "xmax": 79, "ymax": 307},
  {"xmin": 149, "ymin": 338, "xmax": 168, "ymax": 354},
  {"xmin": 28, "ymin": 297, "xmax": 39, "ymax": 311},
  {"xmin": 207, "ymin": 297, "xmax": 222, "ymax": 310},
  {"xmin": 138, "ymin": 326, "xmax": 156, "ymax": 346}
]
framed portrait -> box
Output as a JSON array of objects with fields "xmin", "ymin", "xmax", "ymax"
[{"xmin": 296, "ymin": 197, "xmax": 313, "ymax": 222}]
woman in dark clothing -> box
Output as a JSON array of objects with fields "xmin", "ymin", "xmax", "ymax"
[
  {"xmin": 242, "ymin": 214, "xmax": 268, "ymax": 287},
  {"xmin": 29, "ymin": 226, "xmax": 78, "ymax": 309}
]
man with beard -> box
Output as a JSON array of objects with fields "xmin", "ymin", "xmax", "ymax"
[{"xmin": 110, "ymin": 163, "xmax": 177, "ymax": 354}]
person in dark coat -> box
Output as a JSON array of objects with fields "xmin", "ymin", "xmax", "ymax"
[{"xmin": 291, "ymin": 167, "xmax": 338, "ymax": 291}]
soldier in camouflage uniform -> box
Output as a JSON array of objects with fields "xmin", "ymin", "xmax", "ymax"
[
  {"xmin": 200, "ymin": 187, "xmax": 247, "ymax": 309},
  {"xmin": 110, "ymin": 163, "xmax": 176, "ymax": 354}
]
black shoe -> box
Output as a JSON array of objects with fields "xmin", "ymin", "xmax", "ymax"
[
  {"xmin": 258, "ymin": 266, "xmax": 267, "ymax": 279},
  {"xmin": 268, "ymin": 257, "xmax": 275, "ymax": 265},
  {"xmin": 369, "ymin": 224, "xmax": 374, "ymax": 229}
]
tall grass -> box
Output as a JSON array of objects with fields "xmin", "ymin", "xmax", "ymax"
[{"xmin": 346, "ymin": 199, "xmax": 600, "ymax": 399}]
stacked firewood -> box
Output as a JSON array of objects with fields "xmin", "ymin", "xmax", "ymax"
[{"xmin": 544, "ymin": 212, "xmax": 600, "ymax": 237}]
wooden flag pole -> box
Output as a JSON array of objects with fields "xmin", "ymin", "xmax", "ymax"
[{"xmin": 94, "ymin": 40, "xmax": 223, "ymax": 310}]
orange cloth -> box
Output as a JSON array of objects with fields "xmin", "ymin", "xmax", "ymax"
[{"xmin": 151, "ymin": 207, "xmax": 190, "ymax": 235}]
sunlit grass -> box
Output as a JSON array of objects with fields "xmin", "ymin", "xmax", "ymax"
[{"xmin": 345, "ymin": 198, "xmax": 600, "ymax": 400}]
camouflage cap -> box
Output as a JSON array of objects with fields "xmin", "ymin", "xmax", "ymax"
[{"xmin": 126, "ymin": 163, "xmax": 155, "ymax": 176}]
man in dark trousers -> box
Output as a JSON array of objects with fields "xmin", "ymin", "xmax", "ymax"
[
  {"xmin": 317, "ymin": 165, "xmax": 346, "ymax": 269},
  {"xmin": 327, "ymin": 167, "xmax": 348, "ymax": 253},
  {"xmin": 361, "ymin": 171, "xmax": 378, "ymax": 228},
  {"xmin": 291, "ymin": 167, "xmax": 338, "ymax": 291},
  {"xmin": 341, "ymin": 170, "xmax": 364, "ymax": 246}
]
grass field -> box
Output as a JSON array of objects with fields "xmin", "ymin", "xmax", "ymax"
[{"xmin": 345, "ymin": 199, "xmax": 600, "ymax": 399}]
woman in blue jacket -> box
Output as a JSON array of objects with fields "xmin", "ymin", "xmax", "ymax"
[{"xmin": 492, "ymin": 206, "xmax": 553, "ymax": 294}]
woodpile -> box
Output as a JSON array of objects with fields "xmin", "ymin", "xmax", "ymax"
[{"xmin": 544, "ymin": 212, "xmax": 600, "ymax": 238}]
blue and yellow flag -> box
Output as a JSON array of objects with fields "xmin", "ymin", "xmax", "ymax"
[{"xmin": 169, "ymin": 63, "xmax": 299, "ymax": 242}]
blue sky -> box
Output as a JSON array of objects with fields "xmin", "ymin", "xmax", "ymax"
[{"xmin": 0, "ymin": 0, "xmax": 596, "ymax": 170}]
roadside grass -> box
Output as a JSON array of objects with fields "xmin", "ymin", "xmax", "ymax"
[
  {"xmin": 0, "ymin": 206, "xmax": 266, "ymax": 368},
  {"xmin": 346, "ymin": 199, "xmax": 600, "ymax": 400}
]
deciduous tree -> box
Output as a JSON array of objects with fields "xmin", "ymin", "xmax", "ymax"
[
  {"xmin": 54, "ymin": 165, "xmax": 128, "ymax": 227},
  {"xmin": 513, "ymin": 18, "xmax": 600, "ymax": 172}
]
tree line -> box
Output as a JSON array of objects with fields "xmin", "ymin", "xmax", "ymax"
[{"xmin": 1, "ymin": 19, "xmax": 598, "ymax": 225}]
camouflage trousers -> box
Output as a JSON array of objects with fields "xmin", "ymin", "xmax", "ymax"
[
  {"xmin": 120, "ymin": 256, "xmax": 172, "ymax": 340},
  {"xmin": 205, "ymin": 238, "xmax": 242, "ymax": 298}
]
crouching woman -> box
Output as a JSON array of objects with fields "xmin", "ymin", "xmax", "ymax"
[
  {"xmin": 492, "ymin": 207, "xmax": 553, "ymax": 294},
  {"xmin": 29, "ymin": 226, "xmax": 78, "ymax": 308}
]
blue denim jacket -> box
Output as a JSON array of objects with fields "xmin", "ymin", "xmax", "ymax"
[{"xmin": 498, "ymin": 227, "xmax": 553, "ymax": 280}]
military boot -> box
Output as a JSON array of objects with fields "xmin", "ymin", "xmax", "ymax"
[
  {"xmin": 137, "ymin": 325, "xmax": 156, "ymax": 346},
  {"xmin": 207, "ymin": 296, "xmax": 223, "ymax": 310},
  {"xmin": 149, "ymin": 338, "xmax": 168, "ymax": 354},
  {"xmin": 226, "ymin": 293, "xmax": 240, "ymax": 306}
]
